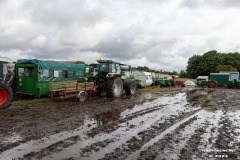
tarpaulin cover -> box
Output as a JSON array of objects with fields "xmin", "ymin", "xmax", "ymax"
[{"xmin": 17, "ymin": 59, "xmax": 86, "ymax": 71}]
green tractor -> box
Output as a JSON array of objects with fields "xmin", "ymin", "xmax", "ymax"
[{"xmin": 88, "ymin": 60, "xmax": 139, "ymax": 98}]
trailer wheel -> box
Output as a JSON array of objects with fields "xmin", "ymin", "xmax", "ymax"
[
  {"xmin": 158, "ymin": 82, "xmax": 162, "ymax": 88},
  {"xmin": 77, "ymin": 92, "xmax": 87, "ymax": 102},
  {"xmin": 125, "ymin": 80, "xmax": 137, "ymax": 95},
  {"xmin": 166, "ymin": 81, "xmax": 171, "ymax": 87},
  {"xmin": 0, "ymin": 81, "xmax": 13, "ymax": 109},
  {"xmin": 106, "ymin": 77, "xmax": 123, "ymax": 98}
]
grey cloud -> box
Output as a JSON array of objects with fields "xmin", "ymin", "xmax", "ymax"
[
  {"xmin": 180, "ymin": 0, "xmax": 202, "ymax": 8},
  {"xmin": 181, "ymin": 0, "xmax": 240, "ymax": 8},
  {"xmin": 1, "ymin": 0, "xmax": 240, "ymax": 71},
  {"xmin": 22, "ymin": 47, "xmax": 76, "ymax": 60},
  {"xmin": 24, "ymin": 0, "xmax": 105, "ymax": 27}
]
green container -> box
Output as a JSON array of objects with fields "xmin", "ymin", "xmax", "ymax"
[
  {"xmin": 210, "ymin": 73, "xmax": 229, "ymax": 86},
  {"xmin": 15, "ymin": 59, "xmax": 86, "ymax": 97}
]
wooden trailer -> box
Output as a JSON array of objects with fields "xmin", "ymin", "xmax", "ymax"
[{"xmin": 49, "ymin": 81, "xmax": 95, "ymax": 101}]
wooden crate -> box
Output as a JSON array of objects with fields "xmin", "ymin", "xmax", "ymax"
[{"xmin": 77, "ymin": 82, "xmax": 94, "ymax": 91}]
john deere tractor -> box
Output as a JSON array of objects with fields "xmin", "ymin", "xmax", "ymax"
[{"xmin": 88, "ymin": 60, "xmax": 139, "ymax": 98}]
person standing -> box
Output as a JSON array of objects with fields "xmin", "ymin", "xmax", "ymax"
[{"xmin": 4, "ymin": 66, "xmax": 14, "ymax": 86}]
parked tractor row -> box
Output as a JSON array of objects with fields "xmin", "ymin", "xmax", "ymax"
[
  {"xmin": 197, "ymin": 72, "xmax": 240, "ymax": 88},
  {"xmin": 0, "ymin": 58, "xmax": 177, "ymax": 109}
]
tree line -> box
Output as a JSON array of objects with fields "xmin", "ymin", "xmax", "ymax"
[{"xmin": 184, "ymin": 50, "xmax": 240, "ymax": 78}]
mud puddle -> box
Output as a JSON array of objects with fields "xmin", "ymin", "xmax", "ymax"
[
  {"xmin": 0, "ymin": 90, "xmax": 197, "ymax": 159},
  {"xmin": 40, "ymin": 92, "xmax": 200, "ymax": 160},
  {"xmin": 0, "ymin": 119, "xmax": 101, "ymax": 160},
  {"xmin": 3, "ymin": 88, "xmax": 240, "ymax": 160}
]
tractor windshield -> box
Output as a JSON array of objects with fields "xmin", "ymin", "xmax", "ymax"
[
  {"xmin": 99, "ymin": 63, "xmax": 109, "ymax": 76},
  {"xmin": 109, "ymin": 63, "xmax": 116, "ymax": 73},
  {"xmin": 100, "ymin": 63, "xmax": 108, "ymax": 72}
]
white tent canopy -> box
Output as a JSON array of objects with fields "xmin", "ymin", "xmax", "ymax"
[{"xmin": 184, "ymin": 80, "xmax": 196, "ymax": 86}]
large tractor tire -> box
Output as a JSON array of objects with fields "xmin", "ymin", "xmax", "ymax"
[
  {"xmin": 208, "ymin": 81, "xmax": 217, "ymax": 88},
  {"xmin": 0, "ymin": 81, "xmax": 13, "ymax": 109},
  {"xmin": 106, "ymin": 77, "xmax": 123, "ymax": 98},
  {"xmin": 125, "ymin": 80, "xmax": 137, "ymax": 95}
]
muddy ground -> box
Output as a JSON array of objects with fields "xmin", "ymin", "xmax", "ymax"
[{"xmin": 0, "ymin": 87, "xmax": 240, "ymax": 159}]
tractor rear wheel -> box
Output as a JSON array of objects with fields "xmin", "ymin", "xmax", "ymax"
[
  {"xmin": 0, "ymin": 81, "xmax": 13, "ymax": 109},
  {"xmin": 106, "ymin": 77, "xmax": 123, "ymax": 98},
  {"xmin": 208, "ymin": 81, "xmax": 217, "ymax": 88},
  {"xmin": 125, "ymin": 80, "xmax": 137, "ymax": 95}
]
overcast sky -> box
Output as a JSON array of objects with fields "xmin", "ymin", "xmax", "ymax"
[{"xmin": 0, "ymin": 0, "xmax": 240, "ymax": 71}]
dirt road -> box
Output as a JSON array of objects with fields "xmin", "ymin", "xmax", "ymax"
[{"xmin": 0, "ymin": 88, "xmax": 240, "ymax": 159}]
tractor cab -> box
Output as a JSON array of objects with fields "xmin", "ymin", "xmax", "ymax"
[
  {"xmin": 85, "ymin": 64, "xmax": 99, "ymax": 80},
  {"xmin": 97, "ymin": 60, "xmax": 121, "ymax": 78}
]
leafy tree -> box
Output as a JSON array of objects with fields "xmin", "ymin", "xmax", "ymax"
[
  {"xmin": 217, "ymin": 65, "xmax": 237, "ymax": 72},
  {"xmin": 186, "ymin": 54, "xmax": 202, "ymax": 78},
  {"xmin": 186, "ymin": 50, "xmax": 240, "ymax": 78},
  {"xmin": 179, "ymin": 70, "xmax": 188, "ymax": 78}
]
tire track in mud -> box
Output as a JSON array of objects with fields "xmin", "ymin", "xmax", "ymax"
[
  {"xmin": 125, "ymin": 109, "xmax": 215, "ymax": 160},
  {"xmin": 0, "ymin": 120, "xmax": 96, "ymax": 160},
  {"xmin": 194, "ymin": 110, "xmax": 222, "ymax": 159},
  {"xmin": 228, "ymin": 111, "xmax": 240, "ymax": 159},
  {"xmin": 88, "ymin": 92, "xmax": 188, "ymax": 138},
  {"xmin": 0, "ymin": 91, "xmax": 201, "ymax": 160},
  {"xmin": 32, "ymin": 93, "xmax": 198, "ymax": 160},
  {"xmin": 2, "ymin": 104, "xmax": 167, "ymax": 160},
  {"xmin": 153, "ymin": 110, "xmax": 222, "ymax": 160},
  {"xmin": 207, "ymin": 89, "xmax": 240, "ymax": 159},
  {"xmin": 20, "ymin": 135, "xmax": 81, "ymax": 160},
  {"xmin": 101, "ymin": 109, "xmax": 201, "ymax": 160},
  {"xmin": 87, "ymin": 104, "xmax": 168, "ymax": 138},
  {"xmin": 211, "ymin": 112, "xmax": 240, "ymax": 159}
]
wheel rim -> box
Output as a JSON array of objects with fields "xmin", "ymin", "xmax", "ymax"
[
  {"xmin": 114, "ymin": 81, "xmax": 121, "ymax": 96},
  {"xmin": 79, "ymin": 93, "xmax": 86, "ymax": 102},
  {"xmin": 0, "ymin": 88, "xmax": 7, "ymax": 105},
  {"xmin": 210, "ymin": 82, "xmax": 216, "ymax": 88}
]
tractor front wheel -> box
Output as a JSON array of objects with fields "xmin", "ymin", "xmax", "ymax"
[
  {"xmin": 0, "ymin": 81, "xmax": 13, "ymax": 109},
  {"xmin": 106, "ymin": 77, "xmax": 123, "ymax": 98},
  {"xmin": 125, "ymin": 81, "xmax": 137, "ymax": 95}
]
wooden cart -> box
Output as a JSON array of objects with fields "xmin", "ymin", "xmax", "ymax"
[{"xmin": 49, "ymin": 81, "xmax": 95, "ymax": 101}]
